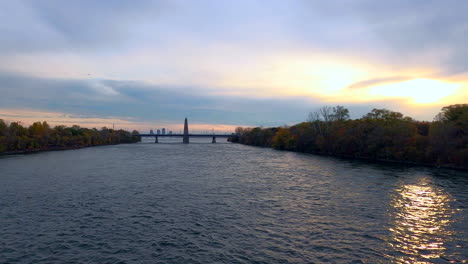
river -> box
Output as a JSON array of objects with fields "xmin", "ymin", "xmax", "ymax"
[{"xmin": 1, "ymin": 138, "xmax": 467, "ymax": 263}]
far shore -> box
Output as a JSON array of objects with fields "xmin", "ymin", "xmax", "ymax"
[{"xmin": 0, "ymin": 142, "xmax": 138, "ymax": 156}]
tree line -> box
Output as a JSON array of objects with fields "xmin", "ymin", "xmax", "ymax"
[
  {"xmin": 232, "ymin": 104, "xmax": 467, "ymax": 169},
  {"xmin": 0, "ymin": 120, "xmax": 141, "ymax": 154}
]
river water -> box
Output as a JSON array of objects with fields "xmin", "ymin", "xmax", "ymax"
[{"xmin": 1, "ymin": 138, "xmax": 467, "ymax": 263}]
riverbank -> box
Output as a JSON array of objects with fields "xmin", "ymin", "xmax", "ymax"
[
  {"xmin": 238, "ymin": 143, "xmax": 468, "ymax": 171},
  {"xmin": 0, "ymin": 142, "xmax": 139, "ymax": 156},
  {"xmin": 0, "ymin": 120, "xmax": 141, "ymax": 155},
  {"xmin": 233, "ymin": 104, "xmax": 467, "ymax": 170}
]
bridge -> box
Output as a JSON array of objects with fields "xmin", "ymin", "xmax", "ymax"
[{"xmin": 134, "ymin": 118, "xmax": 238, "ymax": 143}]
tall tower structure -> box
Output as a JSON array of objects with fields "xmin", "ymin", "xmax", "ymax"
[{"xmin": 183, "ymin": 118, "xmax": 189, "ymax": 143}]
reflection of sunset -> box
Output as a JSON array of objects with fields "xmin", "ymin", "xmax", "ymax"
[{"xmin": 388, "ymin": 178, "xmax": 454, "ymax": 263}]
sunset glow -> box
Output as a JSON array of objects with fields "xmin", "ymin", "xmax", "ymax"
[
  {"xmin": 0, "ymin": 0, "xmax": 467, "ymax": 128},
  {"xmin": 369, "ymin": 79, "xmax": 461, "ymax": 104},
  {"xmin": 1, "ymin": 2, "xmax": 467, "ymax": 264}
]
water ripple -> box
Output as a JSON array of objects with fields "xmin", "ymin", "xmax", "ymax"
[{"xmin": 0, "ymin": 140, "xmax": 467, "ymax": 263}]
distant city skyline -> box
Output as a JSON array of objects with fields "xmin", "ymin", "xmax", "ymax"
[
  {"xmin": 148, "ymin": 122, "xmax": 221, "ymax": 135},
  {"xmin": 0, "ymin": 1, "xmax": 466, "ymax": 130}
]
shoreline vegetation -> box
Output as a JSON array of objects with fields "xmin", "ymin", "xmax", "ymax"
[
  {"xmin": 231, "ymin": 104, "xmax": 467, "ymax": 170},
  {"xmin": 0, "ymin": 120, "xmax": 141, "ymax": 155}
]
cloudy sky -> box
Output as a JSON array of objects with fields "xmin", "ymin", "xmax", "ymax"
[{"xmin": 0, "ymin": 0, "xmax": 466, "ymax": 132}]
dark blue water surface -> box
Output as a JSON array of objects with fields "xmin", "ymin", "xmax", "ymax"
[{"xmin": 1, "ymin": 138, "xmax": 467, "ymax": 263}]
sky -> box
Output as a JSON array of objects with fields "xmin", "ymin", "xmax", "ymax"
[{"xmin": 0, "ymin": 0, "xmax": 467, "ymax": 132}]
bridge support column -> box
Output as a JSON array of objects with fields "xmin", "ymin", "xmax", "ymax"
[
  {"xmin": 212, "ymin": 136, "xmax": 216, "ymax": 143},
  {"xmin": 155, "ymin": 136, "xmax": 158, "ymax": 143},
  {"xmin": 183, "ymin": 117, "xmax": 189, "ymax": 144}
]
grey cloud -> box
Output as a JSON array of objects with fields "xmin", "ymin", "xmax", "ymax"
[
  {"xmin": 0, "ymin": 72, "xmax": 319, "ymax": 126},
  {"xmin": 0, "ymin": 0, "xmax": 464, "ymax": 126},
  {"xmin": 296, "ymin": 0, "xmax": 468, "ymax": 75},
  {"xmin": 351, "ymin": 1, "xmax": 468, "ymax": 74},
  {"xmin": 2, "ymin": 0, "xmax": 467, "ymax": 75},
  {"xmin": 0, "ymin": 0, "xmax": 167, "ymax": 53},
  {"xmin": 29, "ymin": 0, "xmax": 157, "ymax": 43},
  {"xmin": 0, "ymin": 72, "xmax": 446, "ymax": 125}
]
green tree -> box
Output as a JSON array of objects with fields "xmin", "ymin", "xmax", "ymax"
[{"xmin": 332, "ymin": 105, "xmax": 350, "ymax": 121}]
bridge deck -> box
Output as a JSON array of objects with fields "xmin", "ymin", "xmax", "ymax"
[{"xmin": 136, "ymin": 134, "xmax": 235, "ymax": 137}]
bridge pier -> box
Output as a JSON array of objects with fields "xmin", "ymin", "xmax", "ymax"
[
  {"xmin": 155, "ymin": 136, "xmax": 158, "ymax": 143},
  {"xmin": 212, "ymin": 136, "xmax": 216, "ymax": 143}
]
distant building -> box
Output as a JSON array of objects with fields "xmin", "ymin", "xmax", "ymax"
[
  {"xmin": 162, "ymin": 128, "xmax": 166, "ymax": 135},
  {"xmin": 149, "ymin": 129, "xmax": 154, "ymax": 135},
  {"xmin": 169, "ymin": 131, "xmax": 173, "ymax": 135},
  {"xmin": 157, "ymin": 129, "xmax": 161, "ymax": 135}
]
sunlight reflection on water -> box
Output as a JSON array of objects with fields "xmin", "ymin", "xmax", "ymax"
[{"xmin": 388, "ymin": 176, "xmax": 455, "ymax": 263}]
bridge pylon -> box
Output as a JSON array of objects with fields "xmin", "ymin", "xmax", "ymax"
[{"xmin": 183, "ymin": 118, "xmax": 189, "ymax": 144}]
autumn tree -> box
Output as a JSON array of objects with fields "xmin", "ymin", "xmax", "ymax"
[
  {"xmin": 237, "ymin": 104, "xmax": 466, "ymax": 168},
  {"xmin": 272, "ymin": 127, "xmax": 295, "ymax": 150},
  {"xmin": 0, "ymin": 121, "xmax": 140, "ymax": 153}
]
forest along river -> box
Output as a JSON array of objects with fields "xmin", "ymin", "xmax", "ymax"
[{"xmin": 1, "ymin": 137, "xmax": 467, "ymax": 263}]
